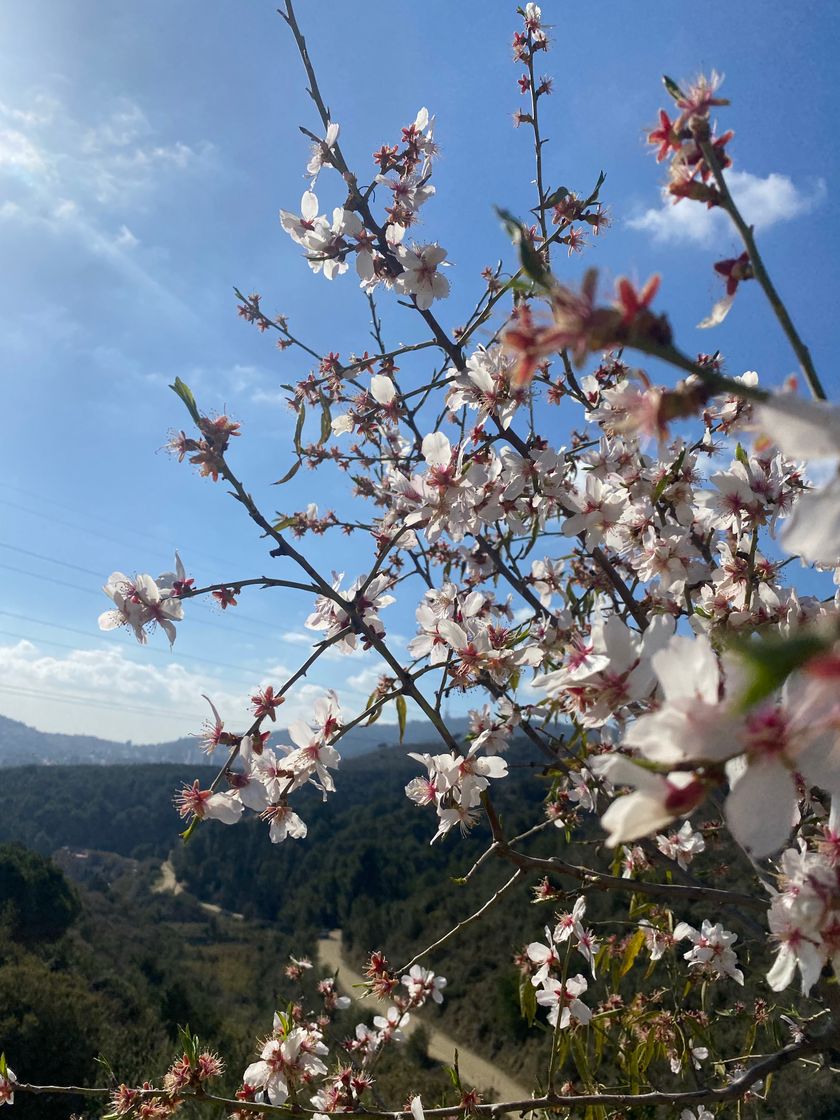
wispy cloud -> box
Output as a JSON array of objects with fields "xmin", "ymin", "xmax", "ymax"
[
  {"xmin": 0, "ymin": 637, "xmax": 379, "ymax": 742},
  {"xmin": 0, "ymin": 92, "xmax": 214, "ymax": 319},
  {"xmin": 627, "ymin": 170, "xmax": 826, "ymax": 246}
]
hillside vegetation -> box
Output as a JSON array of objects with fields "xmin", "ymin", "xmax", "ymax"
[{"xmin": 1, "ymin": 750, "xmax": 836, "ymax": 1118}]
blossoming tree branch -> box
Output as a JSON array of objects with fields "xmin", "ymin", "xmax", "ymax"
[{"xmin": 8, "ymin": 3, "xmax": 840, "ymax": 1117}]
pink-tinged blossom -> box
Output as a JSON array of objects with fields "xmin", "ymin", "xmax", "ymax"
[
  {"xmin": 445, "ymin": 344, "xmax": 523, "ymax": 431},
  {"xmin": 262, "ymin": 804, "xmax": 308, "ymax": 844},
  {"xmin": 535, "ymin": 974, "xmax": 592, "ymax": 1028},
  {"xmin": 639, "ymin": 919, "xmax": 669, "ymax": 961},
  {"xmin": 533, "ymin": 612, "xmax": 673, "ymax": 729},
  {"xmin": 395, "ymin": 243, "xmax": 450, "ymax": 310},
  {"xmin": 526, "ymin": 927, "xmax": 562, "ymax": 986},
  {"xmin": 431, "ymin": 800, "xmax": 481, "ymax": 843},
  {"xmin": 243, "ymin": 1027, "xmax": 328, "ymax": 1107},
  {"xmin": 372, "ymin": 1005, "xmax": 409, "ymax": 1043},
  {"xmin": 405, "ymin": 751, "xmax": 452, "ymax": 806},
  {"xmin": 306, "ymin": 121, "xmax": 340, "ymax": 181},
  {"xmin": 675, "ymin": 70, "xmax": 728, "ymax": 122},
  {"xmin": 280, "ymin": 190, "xmax": 325, "ymax": 245},
  {"xmin": 317, "ymin": 976, "xmax": 351, "ymax": 1013},
  {"xmin": 621, "ymin": 633, "xmax": 730, "ymax": 766},
  {"xmin": 592, "ymin": 754, "xmax": 706, "ymax": 847},
  {"xmin": 673, "ymin": 919, "xmax": 744, "ymax": 985},
  {"xmin": 749, "ymin": 392, "xmax": 840, "ymax": 565},
  {"xmin": 284, "ymin": 702, "xmax": 342, "ymax": 795},
  {"xmin": 196, "ymin": 694, "xmax": 234, "ymax": 756},
  {"xmin": 561, "ymin": 473, "xmax": 627, "ymax": 549},
  {"xmin": 656, "ymin": 820, "xmax": 706, "ymax": 870},
  {"xmin": 99, "ymin": 570, "xmax": 184, "ymax": 647},
  {"xmin": 613, "ymin": 632, "xmax": 840, "ymax": 857},
  {"xmin": 553, "ymin": 896, "xmax": 586, "ymax": 945},
  {"xmin": 764, "ymin": 838, "xmax": 840, "ymax": 994},
  {"xmin": 0, "ymin": 1065, "xmax": 15, "ymax": 1107},
  {"xmin": 174, "ymin": 779, "xmax": 244, "ymax": 825},
  {"xmin": 156, "ymin": 551, "xmax": 194, "ymax": 598},
  {"xmin": 401, "ymin": 965, "xmax": 447, "ymax": 1006}
]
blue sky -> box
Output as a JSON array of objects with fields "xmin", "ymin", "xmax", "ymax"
[{"xmin": 1, "ymin": 1, "xmax": 838, "ymax": 743}]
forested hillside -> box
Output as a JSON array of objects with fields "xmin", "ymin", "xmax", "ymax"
[{"xmin": 1, "ymin": 752, "xmax": 836, "ymax": 1117}]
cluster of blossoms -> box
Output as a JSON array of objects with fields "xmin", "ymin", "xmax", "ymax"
[
  {"xmin": 107, "ymin": 1036, "xmax": 223, "ymax": 1118},
  {"xmin": 305, "ymin": 571, "xmax": 396, "ymax": 653},
  {"xmin": 406, "ymin": 741, "xmax": 509, "ymax": 843},
  {"xmin": 348, "ymin": 963, "xmax": 447, "ymax": 1061},
  {"xmin": 673, "ymin": 919, "xmax": 745, "ymax": 985},
  {"xmin": 523, "ymin": 898, "xmax": 596, "ymax": 1029},
  {"xmin": 593, "ymin": 631, "xmax": 840, "ymax": 859},
  {"xmin": 167, "ymin": 414, "xmax": 241, "ymax": 483},
  {"xmin": 241, "ymin": 1014, "xmax": 329, "ymax": 1107},
  {"xmin": 174, "ymin": 691, "xmax": 342, "ymax": 844},
  {"xmin": 63, "ymin": 7, "xmax": 840, "ymax": 1117},
  {"xmin": 766, "ymin": 807, "xmax": 840, "ymax": 994},
  {"xmin": 98, "ymin": 553, "xmax": 192, "ymax": 647},
  {"xmin": 279, "ymin": 108, "xmax": 449, "ymax": 310}
]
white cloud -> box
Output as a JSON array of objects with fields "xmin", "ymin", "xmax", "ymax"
[
  {"xmin": 0, "ymin": 92, "xmax": 213, "ymax": 318},
  {"xmin": 627, "ymin": 170, "xmax": 827, "ymax": 246},
  {"xmin": 114, "ymin": 224, "xmax": 139, "ymax": 250},
  {"xmin": 346, "ymin": 666, "xmax": 385, "ymax": 692},
  {"xmin": 0, "ymin": 636, "xmax": 386, "ymax": 742},
  {"xmin": 0, "ymin": 127, "xmax": 45, "ymax": 173}
]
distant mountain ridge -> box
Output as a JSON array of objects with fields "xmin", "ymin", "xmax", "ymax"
[{"xmin": 0, "ymin": 712, "xmax": 470, "ymax": 766}]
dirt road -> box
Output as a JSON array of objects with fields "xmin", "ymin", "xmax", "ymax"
[
  {"xmin": 153, "ymin": 856, "xmax": 244, "ymax": 920},
  {"xmin": 317, "ymin": 930, "xmax": 529, "ymax": 1102}
]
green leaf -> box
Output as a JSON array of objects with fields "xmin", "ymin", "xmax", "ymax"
[
  {"xmin": 318, "ymin": 392, "xmax": 332, "ymax": 447},
  {"xmin": 178, "ymin": 1024, "xmax": 199, "ymax": 1065},
  {"xmin": 662, "ymin": 74, "xmax": 684, "ymax": 101},
  {"xmin": 365, "ymin": 691, "xmax": 382, "ymax": 726},
  {"xmin": 293, "ymin": 402, "xmax": 306, "ymax": 454},
  {"xmin": 519, "ymin": 973, "xmax": 537, "ymax": 1026},
  {"xmin": 569, "ymin": 1031, "xmax": 589, "ymax": 1080},
  {"xmin": 396, "ymin": 695, "xmax": 407, "ymax": 744},
  {"xmin": 169, "ymin": 377, "xmax": 201, "ymax": 425},
  {"xmin": 445, "ymin": 1053, "xmax": 462, "ymax": 1091},
  {"xmin": 273, "ymin": 459, "xmax": 302, "ymax": 486},
  {"xmin": 583, "ymin": 170, "xmax": 607, "ymax": 207},
  {"xmin": 518, "ymin": 236, "xmax": 550, "ymax": 288},
  {"xmin": 542, "ymin": 185, "xmax": 570, "ymax": 208},
  {"xmin": 273, "ymin": 514, "xmax": 297, "ymax": 531},
  {"xmin": 619, "ymin": 928, "xmax": 646, "ymax": 977},
  {"xmin": 733, "ymin": 632, "xmax": 831, "ymax": 711},
  {"xmin": 652, "ymin": 447, "xmax": 686, "ymax": 503},
  {"xmin": 734, "ymin": 441, "xmax": 750, "ymax": 467},
  {"xmin": 0, "ymin": 1053, "xmax": 6, "ymax": 1078},
  {"xmin": 180, "ymin": 816, "xmax": 201, "ymax": 843},
  {"xmin": 94, "ymin": 1054, "xmax": 117, "ymax": 1083},
  {"xmin": 495, "ymin": 207, "xmax": 551, "ymax": 289}
]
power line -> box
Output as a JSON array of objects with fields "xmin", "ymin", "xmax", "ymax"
[
  {"xmin": 0, "ymin": 558, "xmax": 286, "ymax": 643},
  {"xmin": 0, "ymin": 626, "xmax": 254, "ymax": 686},
  {"xmin": 0, "ymin": 542, "xmax": 101, "ymax": 577},
  {"xmin": 0, "ymin": 681, "xmax": 204, "ymax": 723},
  {"xmin": 0, "ymin": 540, "xmax": 293, "ymax": 635},
  {"xmin": 2, "ymin": 482, "xmax": 240, "ymax": 570},
  {"xmin": 0, "ymin": 610, "xmax": 268, "ymax": 682}
]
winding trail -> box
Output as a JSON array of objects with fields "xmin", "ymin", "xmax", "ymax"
[
  {"xmin": 152, "ymin": 861, "xmax": 525, "ymax": 1098},
  {"xmin": 153, "ymin": 856, "xmax": 244, "ymax": 921},
  {"xmin": 317, "ymin": 930, "xmax": 529, "ymax": 1102}
]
